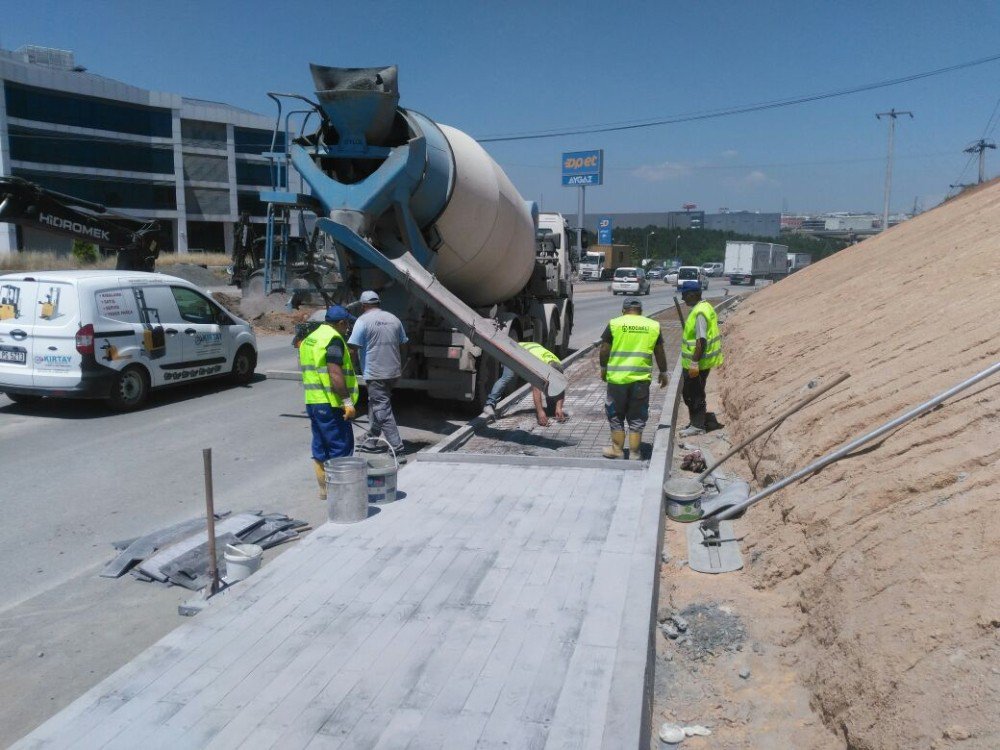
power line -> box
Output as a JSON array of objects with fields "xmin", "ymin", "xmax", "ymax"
[{"xmin": 476, "ymin": 51, "xmax": 1000, "ymax": 143}]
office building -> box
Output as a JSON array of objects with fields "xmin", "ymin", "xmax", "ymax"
[{"xmin": 0, "ymin": 45, "xmax": 296, "ymax": 257}]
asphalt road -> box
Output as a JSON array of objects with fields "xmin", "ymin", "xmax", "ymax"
[{"xmin": 0, "ymin": 275, "xmax": 745, "ymax": 743}]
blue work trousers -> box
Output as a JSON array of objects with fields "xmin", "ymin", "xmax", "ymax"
[{"xmin": 307, "ymin": 403, "xmax": 354, "ymax": 461}]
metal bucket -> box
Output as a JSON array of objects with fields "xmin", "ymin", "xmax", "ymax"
[
  {"xmin": 366, "ymin": 455, "xmax": 398, "ymax": 504},
  {"xmin": 324, "ymin": 457, "xmax": 368, "ymax": 523}
]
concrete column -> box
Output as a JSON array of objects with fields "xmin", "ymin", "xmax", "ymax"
[
  {"xmin": 172, "ymin": 109, "xmax": 188, "ymax": 254},
  {"xmin": 0, "ymin": 80, "xmax": 17, "ymax": 257}
]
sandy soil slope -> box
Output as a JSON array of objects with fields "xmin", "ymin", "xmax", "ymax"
[{"xmin": 714, "ymin": 182, "xmax": 1000, "ymax": 749}]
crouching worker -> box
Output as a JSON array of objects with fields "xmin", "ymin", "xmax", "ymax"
[
  {"xmin": 482, "ymin": 341, "xmax": 568, "ymax": 427},
  {"xmin": 299, "ymin": 305, "xmax": 359, "ymax": 500}
]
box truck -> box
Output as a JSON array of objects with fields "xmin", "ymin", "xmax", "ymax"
[
  {"xmin": 724, "ymin": 241, "xmax": 789, "ymax": 285},
  {"xmin": 579, "ymin": 244, "xmax": 633, "ymax": 281}
]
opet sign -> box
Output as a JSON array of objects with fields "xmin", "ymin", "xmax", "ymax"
[{"xmin": 561, "ymin": 149, "xmax": 603, "ymax": 186}]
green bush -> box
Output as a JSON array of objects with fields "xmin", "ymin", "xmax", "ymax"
[{"xmin": 71, "ymin": 240, "xmax": 99, "ymax": 265}]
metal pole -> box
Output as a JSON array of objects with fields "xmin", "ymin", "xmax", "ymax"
[
  {"xmin": 705, "ymin": 360, "xmax": 1000, "ymax": 522},
  {"xmin": 576, "ymin": 186, "xmax": 585, "ymax": 260},
  {"xmin": 202, "ymin": 448, "xmax": 220, "ymax": 597},
  {"xmin": 697, "ymin": 372, "xmax": 851, "ymax": 480},
  {"xmin": 876, "ymin": 109, "xmax": 912, "ymax": 232}
]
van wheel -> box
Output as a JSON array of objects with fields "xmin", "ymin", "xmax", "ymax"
[
  {"xmin": 230, "ymin": 345, "xmax": 257, "ymax": 384},
  {"xmin": 108, "ymin": 366, "xmax": 150, "ymax": 412}
]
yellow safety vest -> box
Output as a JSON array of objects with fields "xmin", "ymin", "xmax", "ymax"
[
  {"xmin": 520, "ymin": 341, "xmax": 561, "ymax": 366},
  {"xmin": 299, "ymin": 324, "xmax": 359, "ymax": 407},
  {"xmin": 681, "ymin": 301, "xmax": 724, "ymax": 370},
  {"xmin": 606, "ymin": 314, "xmax": 661, "ymax": 385}
]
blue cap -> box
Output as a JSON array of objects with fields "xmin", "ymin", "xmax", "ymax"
[
  {"xmin": 679, "ymin": 281, "xmax": 701, "ymax": 294},
  {"xmin": 325, "ymin": 305, "xmax": 356, "ymax": 323}
]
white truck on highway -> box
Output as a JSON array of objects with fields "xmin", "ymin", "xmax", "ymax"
[
  {"xmin": 788, "ymin": 252, "xmax": 813, "ymax": 272},
  {"xmin": 724, "ymin": 241, "xmax": 789, "ymax": 285}
]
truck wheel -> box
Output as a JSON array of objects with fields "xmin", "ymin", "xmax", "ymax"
[
  {"xmin": 244, "ymin": 271, "xmax": 265, "ymax": 298},
  {"xmin": 107, "ymin": 366, "xmax": 150, "ymax": 412},
  {"xmin": 230, "ymin": 345, "xmax": 257, "ymax": 385}
]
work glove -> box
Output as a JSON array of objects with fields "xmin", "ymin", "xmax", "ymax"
[
  {"xmin": 600, "ymin": 367, "xmax": 608, "ymax": 382},
  {"xmin": 342, "ymin": 401, "xmax": 357, "ymax": 420},
  {"xmin": 658, "ymin": 372, "xmax": 669, "ymax": 388},
  {"xmin": 687, "ymin": 364, "xmax": 700, "ymax": 379}
]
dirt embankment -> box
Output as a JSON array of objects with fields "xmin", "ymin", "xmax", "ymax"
[{"xmin": 716, "ymin": 183, "xmax": 1000, "ymax": 749}]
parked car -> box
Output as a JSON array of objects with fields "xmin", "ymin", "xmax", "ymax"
[
  {"xmin": 611, "ymin": 267, "xmax": 651, "ymax": 296},
  {"xmin": 646, "ymin": 267, "xmax": 664, "ymax": 280},
  {"xmin": 676, "ymin": 266, "xmax": 708, "ymax": 291},
  {"xmin": 702, "ymin": 262, "xmax": 724, "ymax": 277},
  {"xmin": 0, "ymin": 270, "xmax": 257, "ymax": 411},
  {"xmin": 664, "ymin": 268, "xmax": 680, "ymax": 285}
]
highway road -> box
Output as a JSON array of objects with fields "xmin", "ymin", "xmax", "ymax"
[{"xmin": 0, "ymin": 274, "xmax": 745, "ymax": 743}]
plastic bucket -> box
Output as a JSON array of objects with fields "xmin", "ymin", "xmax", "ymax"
[
  {"xmin": 324, "ymin": 456, "xmax": 368, "ymax": 523},
  {"xmin": 366, "ymin": 455, "xmax": 398, "ymax": 504},
  {"xmin": 665, "ymin": 497, "xmax": 703, "ymax": 523},
  {"xmin": 224, "ymin": 543, "xmax": 263, "ymax": 582}
]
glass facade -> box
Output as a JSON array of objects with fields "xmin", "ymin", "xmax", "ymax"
[
  {"xmin": 12, "ymin": 168, "xmax": 176, "ymax": 211},
  {"xmin": 8, "ymin": 125, "xmax": 174, "ymax": 174},
  {"xmin": 234, "ymin": 126, "xmax": 282, "ymax": 155},
  {"xmin": 235, "ymin": 160, "xmax": 272, "ymax": 186},
  {"xmin": 185, "ymin": 187, "xmax": 230, "ymax": 216},
  {"xmin": 186, "ymin": 221, "xmax": 226, "ymax": 252},
  {"xmin": 5, "ymin": 82, "xmax": 172, "ymax": 137},
  {"xmin": 183, "ymin": 153, "xmax": 229, "ymax": 183},
  {"xmin": 181, "ymin": 119, "xmax": 226, "ymax": 147},
  {"xmin": 237, "ymin": 190, "xmax": 267, "ymax": 217}
]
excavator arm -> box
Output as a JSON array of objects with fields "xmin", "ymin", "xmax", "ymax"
[{"xmin": 0, "ymin": 176, "xmax": 161, "ymax": 271}]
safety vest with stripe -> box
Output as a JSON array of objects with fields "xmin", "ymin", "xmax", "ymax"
[
  {"xmin": 519, "ymin": 341, "xmax": 561, "ymax": 366},
  {"xmin": 681, "ymin": 301, "xmax": 724, "ymax": 371},
  {"xmin": 299, "ymin": 324, "xmax": 359, "ymax": 407},
  {"xmin": 606, "ymin": 314, "xmax": 661, "ymax": 385}
]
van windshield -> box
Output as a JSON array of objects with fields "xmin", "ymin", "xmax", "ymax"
[
  {"xmin": 678, "ymin": 268, "xmax": 698, "ymax": 279},
  {"xmin": 614, "ymin": 269, "xmax": 637, "ymax": 278}
]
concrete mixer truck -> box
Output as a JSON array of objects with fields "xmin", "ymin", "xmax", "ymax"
[{"xmin": 263, "ymin": 65, "xmax": 573, "ymax": 406}]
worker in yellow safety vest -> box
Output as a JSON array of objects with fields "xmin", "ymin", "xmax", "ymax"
[
  {"xmin": 679, "ymin": 281, "xmax": 724, "ymax": 436},
  {"xmin": 599, "ymin": 298, "xmax": 669, "ymax": 460},
  {"xmin": 482, "ymin": 340, "xmax": 568, "ymax": 426},
  {"xmin": 299, "ymin": 305, "xmax": 360, "ymax": 500}
]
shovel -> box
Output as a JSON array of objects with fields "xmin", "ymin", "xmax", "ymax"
[{"xmin": 663, "ymin": 372, "xmax": 850, "ymax": 504}]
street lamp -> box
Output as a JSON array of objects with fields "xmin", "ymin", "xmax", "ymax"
[
  {"xmin": 674, "ymin": 235, "xmax": 680, "ymax": 260},
  {"xmin": 645, "ymin": 231, "xmax": 655, "ymax": 263}
]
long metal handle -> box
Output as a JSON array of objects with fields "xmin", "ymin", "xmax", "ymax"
[
  {"xmin": 705, "ymin": 360, "xmax": 1000, "ymax": 521},
  {"xmin": 697, "ymin": 372, "xmax": 850, "ymax": 480}
]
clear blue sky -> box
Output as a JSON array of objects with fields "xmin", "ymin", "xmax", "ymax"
[{"xmin": 4, "ymin": 0, "xmax": 1000, "ymax": 216}]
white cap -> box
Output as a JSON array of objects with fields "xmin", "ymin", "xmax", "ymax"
[{"xmin": 360, "ymin": 290, "xmax": 380, "ymax": 304}]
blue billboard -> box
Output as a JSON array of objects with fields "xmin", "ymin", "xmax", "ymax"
[
  {"xmin": 598, "ymin": 216, "xmax": 613, "ymax": 244},
  {"xmin": 561, "ymin": 149, "xmax": 603, "ymax": 186}
]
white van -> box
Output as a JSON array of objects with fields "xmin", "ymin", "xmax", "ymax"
[{"xmin": 0, "ymin": 270, "xmax": 257, "ymax": 411}]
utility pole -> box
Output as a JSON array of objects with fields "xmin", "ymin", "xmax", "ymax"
[
  {"xmin": 963, "ymin": 139, "xmax": 996, "ymax": 183},
  {"xmin": 876, "ymin": 108, "xmax": 913, "ymax": 232}
]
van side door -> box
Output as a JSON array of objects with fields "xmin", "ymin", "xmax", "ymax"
[
  {"xmin": 168, "ymin": 286, "xmax": 229, "ymax": 381},
  {"xmin": 0, "ymin": 279, "xmax": 38, "ymax": 387},
  {"xmin": 125, "ymin": 283, "xmax": 186, "ymax": 387}
]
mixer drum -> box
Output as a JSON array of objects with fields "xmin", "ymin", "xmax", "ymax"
[{"xmin": 428, "ymin": 125, "xmax": 536, "ymax": 307}]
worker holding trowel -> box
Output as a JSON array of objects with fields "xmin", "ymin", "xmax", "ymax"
[
  {"xmin": 600, "ymin": 298, "xmax": 669, "ymax": 460},
  {"xmin": 299, "ymin": 305, "xmax": 360, "ymax": 500},
  {"xmin": 678, "ymin": 281, "xmax": 724, "ymax": 437}
]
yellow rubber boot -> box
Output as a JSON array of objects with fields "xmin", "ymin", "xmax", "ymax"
[
  {"xmin": 313, "ymin": 459, "xmax": 327, "ymax": 501},
  {"xmin": 602, "ymin": 430, "xmax": 626, "ymax": 459},
  {"xmin": 628, "ymin": 432, "xmax": 643, "ymax": 461}
]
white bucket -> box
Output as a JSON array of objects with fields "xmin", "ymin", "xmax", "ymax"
[
  {"xmin": 366, "ymin": 455, "xmax": 398, "ymax": 504},
  {"xmin": 224, "ymin": 543, "xmax": 263, "ymax": 582}
]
